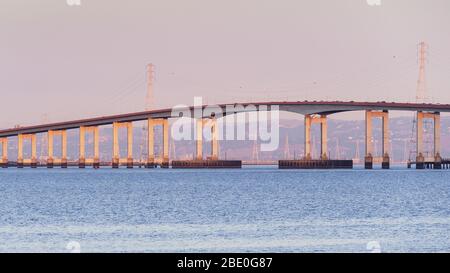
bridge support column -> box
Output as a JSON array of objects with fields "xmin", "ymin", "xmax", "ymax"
[
  {"xmin": 0, "ymin": 138, "xmax": 7, "ymax": 168},
  {"xmin": 47, "ymin": 131, "xmax": 54, "ymax": 168},
  {"xmin": 146, "ymin": 118, "xmax": 155, "ymax": 168},
  {"xmin": 112, "ymin": 123, "xmax": 119, "ymax": 168},
  {"xmin": 196, "ymin": 118, "xmax": 219, "ymax": 161},
  {"xmin": 365, "ymin": 111, "xmax": 373, "ymax": 169},
  {"xmin": 416, "ymin": 111, "xmax": 441, "ymax": 169},
  {"xmin": 79, "ymin": 126, "xmax": 100, "ymax": 168},
  {"xmin": 18, "ymin": 134, "xmax": 23, "ymax": 168},
  {"xmin": 162, "ymin": 119, "xmax": 169, "ymax": 167},
  {"xmin": 304, "ymin": 115, "xmax": 311, "ymax": 160},
  {"xmin": 381, "ymin": 111, "xmax": 390, "ymax": 169},
  {"xmin": 416, "ymin": 112, "xmax": 424, "ymax": 169},
  {"xmin": 365, "ymin": 110, "xmax": 389, "ymax": 169},
  {"xmin": 62, "ymin": 130, "xmax": 67, "ymax": 168},
  {"xmin": 18, "ymin": 134, "xmax": 37, "ymax": 168},
  {"xmin": 93, "ymin": 127, "xmax": 100, "ymax": 168},
  {"xmin": 127, "ymin": 122, "xmax": 133, "ymax": 168},
  {"xmin": 320, "ymin": 116, "xmax": 328, "ymax": 160},
  {"xmin": 196, "ymin": 119, "xmax": 203, "ymax": 160},
  {"xmin": 79, "ymin": 126, "xmax": 86, "ymax": 168},
  {"xmin": 31, "ymin": 135, "xmax": 37, "ymax": 168},
  {"xmin": 146, "ymin": 118, "xmax": 169, "ymax": 168},
  {"xmin": 112, "ymin": 122, "xmax": 133, "ymax": 168},
  {"xmin": 47, "ymin": 130, "xmax": 68, "ymax": 168},
  {"xmin": 211, "ymin": 118, "xmax": 219, "ymax": 160},
  {"xmin": 434, "ymin": 113, "xmax": 442, "ymax": 169},
  {"xmin": 304, "ymin": 114, "xmax": 327, "ymax": 160}
]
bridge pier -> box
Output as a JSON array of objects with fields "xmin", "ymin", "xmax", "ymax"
[
  {"xmin": 416, "ymin": 111, "xmax": 441, "ymax": 169},
  {"xmin": 196, "ymin": 118, "xmax": 219, "ymax": 160},
  {"xmin": 415, "ymin": 155, "xmax": 425, "ymax": 169},
  {"xmin": 17, "ymin": 134, "xmax": 37, "ymax": 168},
  {"xmin": 382, "ymin": 154, "xmax": 390, "ymax": 169},
  {"xmin": 365, "ymin": 110, "xmax": 390, "ymax": 169},
  {"xmin": 146, "ymin": 118, "xmax": 155, "ymax": 168},
  {"xmin": 172, "ymin": 117, "xmax": 240, "ymax": 168},
  {"xmin": 47, "ymin": 130, "xmax": 68, "ymax": 168},
  {"xmin": 146, "ymin": 118, "xmax": 169, "ymax": 168},
  {"xmin": 0, "ymin": 138, "xmax": 7, "ymax": 168},
  {"xmin": 279, "ymin": 159, "xmax": 353, "ymax": 169},
  {"xmin": 79, "ymin": 126, "xmax": 100, "ymax": 168},
  {"xmin": 364, "ymin": 155, "xmax": 373, "ymax": 169},
  {"xmin": 279, "ymin": 114, "xmax": 351, "ymax": 169},
  {"xmin": 304, "ymin": 114, "xmax": 328, "ymax": 160},
  {"xmin": 162, "ymin": 119, "xmax": 170, "ymax": 168},
  {"xmin": 2, "ymin": 101, "xmax": 450, "ymax": 171},
  {"xmin": 112, "ymin": 122, "xmax": 133, "ymax": 168},
  {"xmin": 211, "ymin": 118, "xmax": 219, "ymax": 160},
  {"xmin": 47, "ymin": 131, "xmax": 53, "ymax": 168},
  {"xmin": 434, "ymin": 155, "xmax": 442, "ymax": 169},
  {"xmin": 196, "ymin": 119, "xmax": 203, "ymax": 160}
]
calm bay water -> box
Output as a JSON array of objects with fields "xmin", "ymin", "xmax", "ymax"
[{"xmin": 0, "ymin": 166, "xmax": 449, "ymax": 253}]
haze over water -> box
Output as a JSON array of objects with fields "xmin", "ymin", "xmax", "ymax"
[{"xmin": 0, "ymin": 166, "xmax": 449, "ymax": 253}]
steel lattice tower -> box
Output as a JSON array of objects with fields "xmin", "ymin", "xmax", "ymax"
[
  {"xmin": 139, "ymin": 64, "xmax": 156, "ymax": 164},
  {"xmin": 416, "ymin": 42, "xmax": 428, "ymax": 102},
  {"xmin": 409, "ymin": 42, "xmax": 433, "ymax": 161},
  {"xmin": 283, "ymin": 135, "xmax": 290, "ymax": 159}
]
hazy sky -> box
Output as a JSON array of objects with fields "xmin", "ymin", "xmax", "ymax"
[{"xmin": 1, "ymin": 0, "xmax": 450, "ymax": 127}]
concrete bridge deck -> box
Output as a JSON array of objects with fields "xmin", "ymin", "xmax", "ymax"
[
  {"xmin": 1, "ymin": 101, "xmax": 450, "ymax": 138},
  {"xmin": 1, "ymin": 100, "xmax": 449, "ymax": 170}
]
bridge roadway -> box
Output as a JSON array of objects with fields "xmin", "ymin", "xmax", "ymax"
[
  {"xmin": 1, "ymin": 101, "xmax": 450, "ymax": 138},
  {"xmin": 0, "ymin": 100, "xmax": 449, "ymax": 169}
]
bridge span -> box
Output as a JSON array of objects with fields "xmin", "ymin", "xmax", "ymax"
[{"xmin": 1, "ymin": 100, "xmax": 449, "ymax": 169}]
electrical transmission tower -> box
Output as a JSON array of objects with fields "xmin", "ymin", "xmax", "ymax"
[
  {"xmin": 252, "ymin": 140, "xmax": 259, "ymax": 163},
  {"xmin": 283, "ymin": 135, "xmax": 290, "ymax": 159},
  {"xmin": 139, "ymin": 64, "xmax": 155, "ymax": 164},
  {"xmin": 145, "ymin": 64, "xmax": 155, "ymax": 111},
  {"xmin": 408, "ymin": 42, "xmax": 433, "ymax": 161},
  {"xmin": 335, "ymin": 137, "xmax": 341, "ymax": 160},
  {"xmin": 416, "ymin": 42, "xmax": 428, "ymax": 103},
  {"xmin": 353, "ymin": 139, "xmax": 361, "ymax": 164}
]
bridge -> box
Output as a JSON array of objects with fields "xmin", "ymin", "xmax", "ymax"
[{"xmin": 1, "ymin": 100, "xmax": 450, "ymax": 169}]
